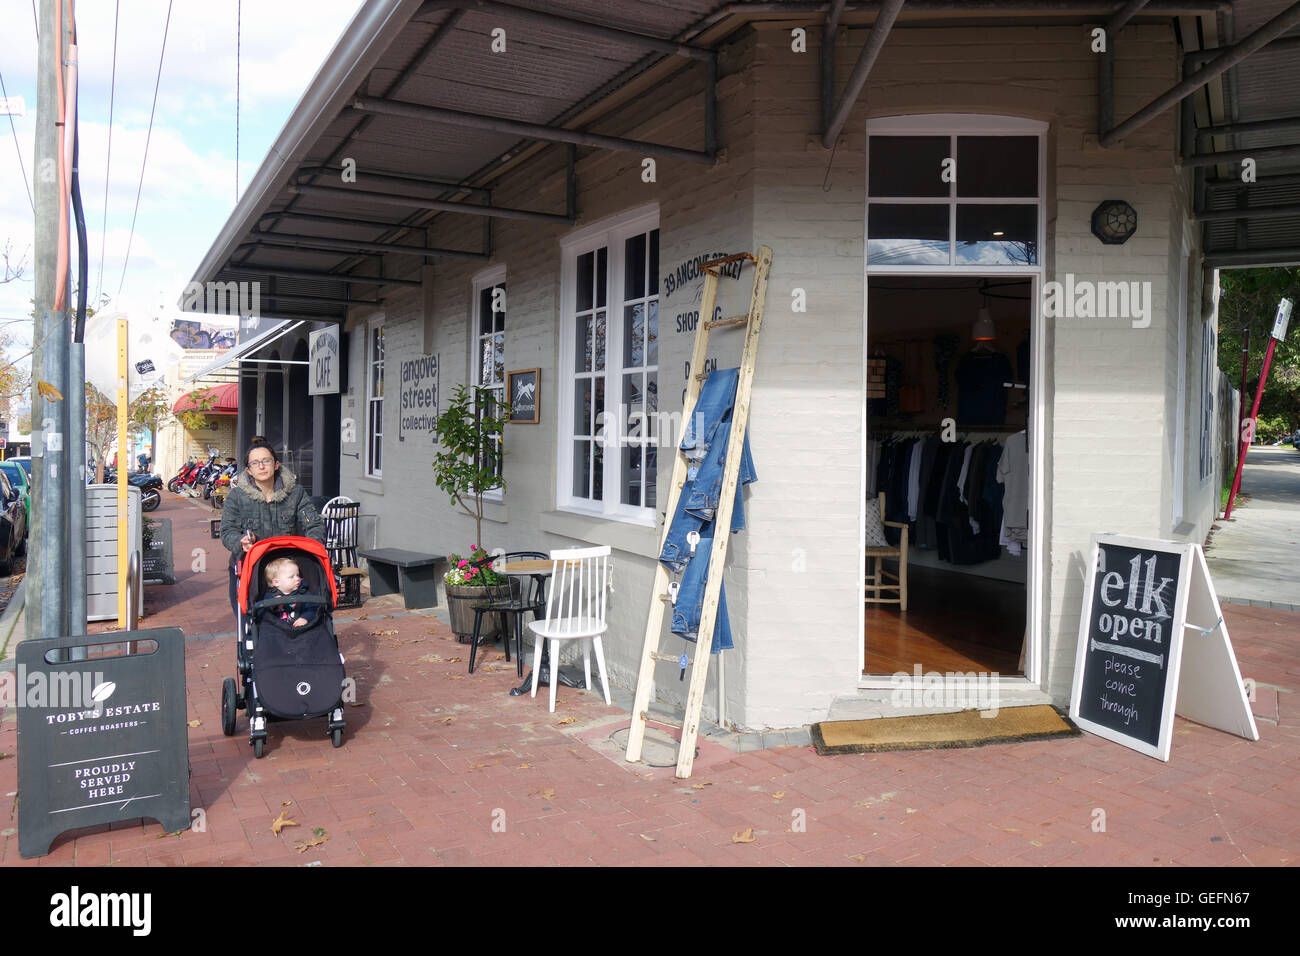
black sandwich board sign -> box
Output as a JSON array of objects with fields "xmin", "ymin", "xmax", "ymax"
[
  {"xmin": 142, "ymin": 517, "xmax": 175, "ymax": 585},
  {"xmin": 16, "ymin": 628, "xmax": 190, "ymax": 857},
  {"xmin": 1070, "ymin": 534, "xmax": 1258, "ymax": 761}
]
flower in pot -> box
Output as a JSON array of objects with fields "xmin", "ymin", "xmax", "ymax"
[
  {"xmin": 433, "ymin": 384, "xmax": 512, "ymax": 641},
  {"xmin": 442, "ymin": 546, "xmax": 516, "ymax": 644}
]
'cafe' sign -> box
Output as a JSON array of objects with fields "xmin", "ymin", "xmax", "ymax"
[{"xmin": 309, "ymin": 329, "xmax": 340, "ymax": 396}]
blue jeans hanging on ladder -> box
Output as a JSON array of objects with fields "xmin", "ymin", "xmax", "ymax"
[{"xmin": 658, "ymin": 367, "xmax": 757, "ymax": 653}]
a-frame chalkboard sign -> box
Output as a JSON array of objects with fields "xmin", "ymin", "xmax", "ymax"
[{"xmin": 1070, "ymin": 534, "xmax": 1259, "ymax": 761}]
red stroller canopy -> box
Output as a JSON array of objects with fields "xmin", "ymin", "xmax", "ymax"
[{"xmin": 238, "ymin": 535, "xmax": 338, "ymax": 614}]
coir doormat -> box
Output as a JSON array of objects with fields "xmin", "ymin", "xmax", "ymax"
[{"xmin": 810, "ymin": 705, "xmax": 1081, "ymax": 755}]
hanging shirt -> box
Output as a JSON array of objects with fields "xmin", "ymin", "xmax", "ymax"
[{"xmin": 955, "ymin": 351, "xmax": 1014, "ymax": 426}]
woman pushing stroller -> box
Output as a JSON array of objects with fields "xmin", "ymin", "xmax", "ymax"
[{"xmin": 220, "ymin": 441, "xmax": 325, "ymax": 614}]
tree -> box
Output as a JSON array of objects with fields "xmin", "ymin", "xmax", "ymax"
[
  {"xmin": 0, "ymin": 242, "xmax": 32, "ymax": 406},
  {"xmin": 1217, "ymin": 267, "xmax": 1300, "ymax": 441},
  {"xmin": 84, "ymin": 384, "xmax": 213, "ymax": 479},
  {"xmin": 432, "ymin": 384, "xmax": 510, "ymax": 549}
]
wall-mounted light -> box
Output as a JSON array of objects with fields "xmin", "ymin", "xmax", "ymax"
[
  {"xmin": 972, "ymin": 306, "xmax": 997, "ymax": 342},
  {"xmin": 1091, "ymin": 200, "xmax": 1138, "ymax": 244}
]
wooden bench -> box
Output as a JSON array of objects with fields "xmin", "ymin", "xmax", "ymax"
[{"xmin": 358, "ymin": 548, "xmax": 446, "ymax": 609}]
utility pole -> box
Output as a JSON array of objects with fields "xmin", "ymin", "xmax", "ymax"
[{"xmin": 30, "ymin": 0, "xmax": 71, "ymax": 642}]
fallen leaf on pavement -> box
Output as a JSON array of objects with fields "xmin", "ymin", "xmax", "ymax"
[
  {"xmin": 731, "ymin": 828, "xmax": 756, "ymax": 844},
  {"xmin": 853, "ymin": 854, "xmax": 865, "ymax": 862},
  {"xmin": 295, "ymin": 828, "xmax": 329, "ymax": 852},
  {"xmin": 691, "ymin": 782, "xmax": 712, "ymax": 790},
  {"xmin": 556, "ymin": 717, "xmax": 577, "ymax": 725},
  {"xmin": 187, "ymin": 719, "xmax": 201, "ymax": 728},
  {"xmin": 517, "ymin": 763, "xmax": 531, "ymax": 769},
  {"xmin": 418, "ymin": 654, "xmax": 463, "ymax": 663},
  {"xmin": 444, "ymin": 675, "xmax": 466, "ymax": 680},
  {"xmin": 441, "ymin": 716, "xmax": 456, "ymax": 724},
  {"xmin": 772, "ymin": 791, "xmax": 785, "ymax": 800},
  {"xmin": 281, "ymin": 801, "xmax": 292, "ymax": 807},
  {"xmin": 270, "ymin": 809, "xmax": 299, "ymax": 835},
  {"xmin": 639, "ymin": 834, "xmax": 656, "ymax": 842},
  {"xmin": 529, "ymin": 787, "xmax": 556, "ymax": 799}
]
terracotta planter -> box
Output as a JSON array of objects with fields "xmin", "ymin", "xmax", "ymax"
[{"xmin": 445, "ymin": 581, "xmax": 516, "ymax": 644}]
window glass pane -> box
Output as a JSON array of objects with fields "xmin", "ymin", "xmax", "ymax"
[
  {"xmin": 494, "ymin": 283, "xmax": 506, "ymax": 332},
  {"xmin": 622, "ymin": 444, "xmax": 641, "ymax": 507},
  {"xmin": 649, "ymin": 229, "xmax": 659, "ymax": 295},
  {"xmin": 957, "ymin": 136, "xmax": 1038, "ymax": 197},
  {"xmin": 577, "ymin": 253, "xmax": 593, "ymax": 312},
  {"xmin": 867, "ymin": 204, "xmax": 949, "ymax": 265},
  {"xmin": 625, "ymin": 233, "xmax": 647, "ymax": 299},
  {"xmin": 594, "ymin": 309, "xmax": 606, "ymax": 372},
  {"xmin": 596, "ymin": 247, "xmax": 607, "ymax": 308},
  {"xmin": 647, "ymin": 300, "xmax": 658, "ymax": 365},
  {"xmin": 624, "ymin": 303, "xmax": 645, "ymax": 368},
  {"xmin": 592, "ymin": 440, "xmax": 603, "ymax": 501},
  {"xmin": 480, "ymin": 337, "xmax": 493, "ymax": 387},
  {"xmin": 479, "ymin": 287, "xmax": 494, "ymax": 336},
  {"xmin": 572, "ymin": 440, "xmax": 590, "ymax": 498},
  {"xmin": 573, "ymin": 379, "xmax": 592, "ymax": 435},
  {"xmin": 492, "ymin": 333, "xmax": 504, "ymax": 387},
  {"xmin": 868, "ymin": 136, "xmax": 950, "ymax": 197},
  {"xmin": 645, "ymin": 446, "xmax": 657, "ymax": 510},
  {"xmin": 955, "ymin": 204, "xmax": 1039, "ymax": 265},
  {"xmin": 576, "ymin": 315, "xmax": 592, "ymax": 372}
]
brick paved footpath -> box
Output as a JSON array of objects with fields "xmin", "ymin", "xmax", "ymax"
[{"xmin": 1, "ymin": 493, "xmax": 1296, "ymax": 867}]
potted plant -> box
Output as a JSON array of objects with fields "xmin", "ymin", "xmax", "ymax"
[{"xmin": 433, "ymin": 384, "xmax": 513, "ymax": 642}]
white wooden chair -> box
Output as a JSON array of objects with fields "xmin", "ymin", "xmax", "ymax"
[
  {"xmin": 320, "ymin": 495, "xmax": 360, "ymax": 570},
  {"xmin": 864, "ymin": 492, "xmax": 908, "ymax": 611},
  {"xmin": 527, "ymin": 545, "xmax": 611, "ymax": 713}
]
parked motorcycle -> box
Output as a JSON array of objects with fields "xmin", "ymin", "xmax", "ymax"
[
  {"xmin": 204, "ymin": 459, "xmax": 237, "ymax": 503},
  {"xmin": 167, "ymin": 458, "xmax": 200, "ymax": 494},
  {"xmin": 93, "ymin": 468, "xmax": 164, "ymax": 512},
  {"xmin": 178, "ymin": 453, "xmax": 220, "ymax": 497}
]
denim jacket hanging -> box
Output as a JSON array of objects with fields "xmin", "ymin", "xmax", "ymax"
[{"xmin": 659, "ymin": 367, "xmax": 756, "ymax": 652}]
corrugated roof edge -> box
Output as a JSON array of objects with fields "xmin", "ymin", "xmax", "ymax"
[{"xmin": 184, "ymin": 0, "xmax": 424, "ymax": 301}]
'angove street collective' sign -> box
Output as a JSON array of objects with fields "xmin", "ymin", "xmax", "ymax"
[
  {"xmin": 16, "ymin": 628, "xmax": 191, "ymax": 857},
  {"xmin": 1070, "ymin": 534, "xmax": 1259, "ymax": 761},
  {"xmin": 399, "ymin": 354, "xmax": 439, "ymax": 442}
]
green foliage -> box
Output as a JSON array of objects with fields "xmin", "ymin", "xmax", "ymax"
[
  {"xmin": 432, "ymin": 383, "xmax": 510, "ymax": 549},
  {"xmin": 1217, "ymin": 268, "xmax": 1300, "ymax": 433}
]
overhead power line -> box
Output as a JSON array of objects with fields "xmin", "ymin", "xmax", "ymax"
[
  {"xmin": 117, "ymin": 0, "xmax": 173, "ymax": 298},
  {"xmin": 95, "ymin": 0, "xmax": 120, "ymax": 308},
  {"xmin": 0, "ymin": 68, "xmax": 34, "ymax": 214}
]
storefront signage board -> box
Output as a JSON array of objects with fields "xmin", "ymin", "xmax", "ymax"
[
  {"xmin": 1070, "ymin": 534, "xmax": 1258, "ymax": 761},
  {"xmin": 17, "ymin": 628, "xmax": 191, "ymax": 857},
  {"xmin": 398, "ymin": 354, "xmax": 438, "ymax": 442},
  {"xmin": 309, "ymin": 328, "xmax": 341, "ymax": 395}
]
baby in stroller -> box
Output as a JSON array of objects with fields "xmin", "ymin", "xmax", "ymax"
[
  {"xmin": 264, "ymin": 557, "xmax": 321, "ymax": 629},
  {"xmin": 220, "ymin": 536, "xmax": 346, "ymax": 756}
]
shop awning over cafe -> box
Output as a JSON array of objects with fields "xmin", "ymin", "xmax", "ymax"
[{"xmin": 173, "ymin": 383, "xmax": 239, "ymax": 416}]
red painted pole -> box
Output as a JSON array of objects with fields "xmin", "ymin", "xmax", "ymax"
[{"xmin": 1224, "ymin": 334, "xmax": 1280, "ymax": 520}]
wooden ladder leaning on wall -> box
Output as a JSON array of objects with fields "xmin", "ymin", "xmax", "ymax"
[{"xmin": 624, "ymin": 245, "xmax": 773, "ymax": 779}]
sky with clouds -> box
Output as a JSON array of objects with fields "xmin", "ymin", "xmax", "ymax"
[{"xmin": 1, "ymin": 0, "xmax": 365, "ymax": 371}]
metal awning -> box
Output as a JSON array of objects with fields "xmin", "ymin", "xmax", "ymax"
[
  {"xmin": 189, "ymin": 0, "xmax": 1300, "ymax": 290},
  {"xmin": 181, "ymin": 320, "xmax": 302, "ymax": 384}
]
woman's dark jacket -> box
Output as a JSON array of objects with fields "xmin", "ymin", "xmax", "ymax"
[{"xmin": 220, "ymin": 465, "xmax": 325, "ymax": 568}]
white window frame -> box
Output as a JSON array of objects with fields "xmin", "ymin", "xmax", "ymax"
[
  {"xmin": 472, "ymin": 265, "xmax": 507, "ymax": 499},
  {"xmin": 365, "ymin": 315, "xmax": 385, "ymax": 479},
  {"xmin": 557, "ymin": 202, "xmax": 660, "ymax": 524},
  {"xmin": 864, "ymin": 114, "xmax": 1047, "ymax": 275}
]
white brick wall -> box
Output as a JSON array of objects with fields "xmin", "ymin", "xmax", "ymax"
[{"xmin": 330, "ymin": 21, "xmax": 1214, "ymax": 731}]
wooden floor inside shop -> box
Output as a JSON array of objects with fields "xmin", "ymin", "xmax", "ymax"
[{"xmin": 864, "ymin": 564, "xmax": 1025, "ymax": 675}]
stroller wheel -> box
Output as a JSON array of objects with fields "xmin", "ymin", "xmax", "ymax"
[
  {"xmin": 221, "ymin": 679, "xmax": 237, "ymax": 736},
  {"xmin": 253, "ymin": 737, "xmax": 266, "ymax": 758},
  {"xmin": 331, "ymin": 728, "xmax": 344, "ymax": 748}
]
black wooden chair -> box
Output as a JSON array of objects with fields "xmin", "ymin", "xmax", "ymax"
[{"xmin": 468, "ymin": 551, "xmax": 549, "ymax": 677}]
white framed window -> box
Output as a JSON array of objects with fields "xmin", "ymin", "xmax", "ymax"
[
  {"xmin": 558, "ymin": 204, "xmax": 659, "ymax": 522},
  {"xmin": 472, "ymin": 265, "xmax": 507, "ymax": 490},
  {"xmin": 365, "ymin": 316, "xmax": 385, "ymax": 478},
  {"xmin": 865, "ymin": 115, "xmax": 1046, "ymax": 273}
]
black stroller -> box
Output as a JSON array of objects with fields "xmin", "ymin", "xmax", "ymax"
[{"xmin": 221, "ymin": 535, "xmax": 346, "ymax": 757}]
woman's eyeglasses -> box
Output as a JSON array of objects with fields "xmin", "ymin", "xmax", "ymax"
[{"xmin": 247, "ymin": 458, "xmax": 276, "ymax": 468}]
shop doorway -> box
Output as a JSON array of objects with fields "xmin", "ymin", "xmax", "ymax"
[{"xmin": 863, "ymin": 276, "xmax": 1033, "ymax": 677}]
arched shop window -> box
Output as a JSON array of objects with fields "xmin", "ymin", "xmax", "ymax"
[{"xmin": 866, "ymin": 115, "xmax": 1046, "ymax": 271}]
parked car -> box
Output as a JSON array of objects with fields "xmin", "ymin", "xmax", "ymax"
[
  {"xmin": 5, "ymin": 456, "xmax": 32, "ymax": 480},
  {"xmin": 0, "ymin": 469, "xmax": 27, "ymax": 575},
  {"xmin": 0, "ymin": 460, "xmax": 31, "ymax": 527}
]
